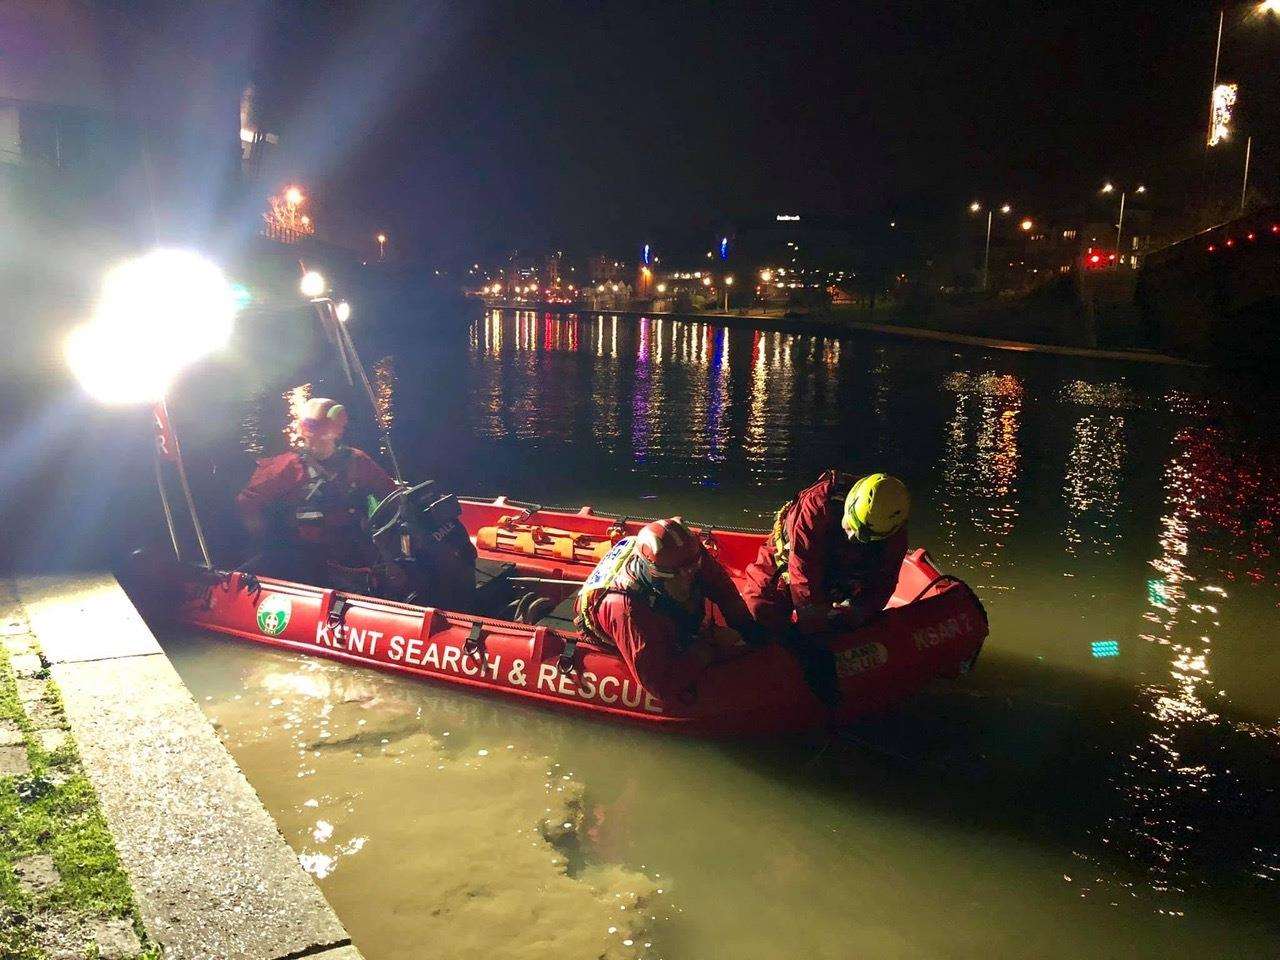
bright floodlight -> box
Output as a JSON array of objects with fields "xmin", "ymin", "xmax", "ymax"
[
  {"xmin": 335, "ymin": 301, "xmax": 352, "ymax": 322},
  {"xmin": 300, "ymin": 270, "xmax": 328, "ymax": 298},
  {"xmin": 65, "ymin": 249, "xmax": 238, "ymax": 405}
]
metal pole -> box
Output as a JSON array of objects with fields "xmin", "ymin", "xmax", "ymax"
[
  {"xmin": 153, "ymin": 450, "xmax": 182, "ymax": 561},
  {"xmin": 332, "ymin": 303, "xmax": 404, "ymax": 482},
  {"xmin": 983, "ymin": 209, "xmax": 993, "ymax": 292},
  {"xmin": 1241, "ymin": 135, "xmax": 1253, "ymax": 212},
  {"xmin": 161, "ymin": 397, "xmax": 213, "ymax": 568},
  {"xmin": 1208, "ymin": 8, "xmax": 1225, "ymax": 145},
  {"xmin": 1115, "ymin": 191, "xmax": 1127, "ymax": 270}
]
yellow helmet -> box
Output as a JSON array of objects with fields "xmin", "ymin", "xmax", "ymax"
[{"xmin": 843, "ymin": 473, "xmax": 910, "ymax": 542}]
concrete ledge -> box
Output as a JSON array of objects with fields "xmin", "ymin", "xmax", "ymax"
[
  {"xmin": 17, "ymin": 574, "xmax": 161, "ymax": 663},
  {"xmin": 13, "ymin": 574, "xmax": 363, "ymax": 960}
]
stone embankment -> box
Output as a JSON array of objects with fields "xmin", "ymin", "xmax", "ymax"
[{"xmin": 3, "ymin": 574, "xmax": 364, "ymax": 960}]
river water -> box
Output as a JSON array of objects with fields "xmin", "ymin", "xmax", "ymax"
[{"xmin": 157, "ymin": 308, "xmax": 1280, "ymax": 959}]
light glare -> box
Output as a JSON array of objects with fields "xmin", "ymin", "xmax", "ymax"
[
  {"xmin": 300, "ymin": 271, "xmax": 327, "ymax": 298},
  {"xmin": 66, "ymin": 249, "xmax": 238, "ymax": 405},
  {"xmin": 335, "ymin": 301, "xmax": 352, "ymax": 322}
]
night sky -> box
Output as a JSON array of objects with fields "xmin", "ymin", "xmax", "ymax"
[{"xmin": 153, "ymin": 1, "xmax": 1280, "ymax": 260}]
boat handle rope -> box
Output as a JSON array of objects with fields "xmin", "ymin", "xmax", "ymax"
[
  {"xmin": 464, "ymin": 622, "xmax": 487, "ymax": 663},
  {"xmin": 328, "ymin": 595, "xmax": 350, "ymax": 628},
  {"xmin": 557, "ymin": 635, "xmax": 579, "ymax": 676},
  {"xmin": 906, "ymin": 575, "xmax": 962, "ymax": 605}
]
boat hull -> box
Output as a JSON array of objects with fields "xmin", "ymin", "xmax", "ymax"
[{"xmin": 134, "ymin": 496, "xmax": 988, "ymax": 737}]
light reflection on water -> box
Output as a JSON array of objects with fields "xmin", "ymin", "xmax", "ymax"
[{"xmin": 190, "ymin": 308, "xmax": 1280, "ymax": 959}]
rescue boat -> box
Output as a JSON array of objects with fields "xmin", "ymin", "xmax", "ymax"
[{"xmin": 134, "ymin": 496, "xmax": 988, "ymax": 737}]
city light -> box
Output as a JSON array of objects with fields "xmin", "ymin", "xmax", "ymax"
[
  {"xmin": 702, "ymin": 276, "xmax": 712, "ymax": 286},
  {"xmin": 300, "ymin": 270, "xmax": 327, "ymax": 298},
  {"xmin": 284, "ymin": 186, "xmax": 304, "ymax": 206},
  {"xmin": 1000, "ymin": 203, "xmax": 1012, "ymax": 214},
  {"xmin": 656, "ymin": 283, "xmax": 667, "ymax": 293},
  {"xmin": 300, "ymin": 215, "xmax": 311, "ymax": 226},
  {"xmin": 1208, "ymin": 82, "xmax": 1238, "ymax": 146},
  {"xmin": 725, "ymin": 276, "xmax": 734, "ymax": 285},
  {"xmin": 1260, "ymin": 0, "xmax": 1280, "ymax": 14},
  {"xmin": 1101, "ymin": 182, "xmax": 1115, "ymax": 194},
  {"xmin": 969, "ymin": 201, "xmax": 981, "ymax": 213},
  {"xmin": 65, "ymin": 250, "xmax": 239, "ymax": 405},
  {"xmin": 760, "ymin": 269, "xmax": 773, "ymax": 282},
  {"xmin": 335, "ymin": 301, "xmax": 351, "ymax": 322},
  {"xmin": 1020, "ymin": 219, "xmax": 1033, "ymax": 231},
  {"xmin": 376, "ymin": 233, "xmax": 387, "ymax": 243},
  {"xmin": 1136, "ymin": 185, "xmax": 1147, "ymax": 194}
]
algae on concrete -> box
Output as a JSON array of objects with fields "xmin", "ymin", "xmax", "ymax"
[{"xmin": 0, "ymin": 621, "xmax": 156, "ymax": 960}]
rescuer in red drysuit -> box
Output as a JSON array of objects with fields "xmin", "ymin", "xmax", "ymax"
[
  {"xmin": 741, "ymin": 471, "xmax": 910, "ymax": 637},
  {"xmin": 575, "ymin": 518, "xmax": 769, "ymax": 703},
  {"xmin": 236, "ymin": 397, "xmax": 397, "ymax": 586}
]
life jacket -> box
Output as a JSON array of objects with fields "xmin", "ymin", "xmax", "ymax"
[
  {"xmin": 574, "ymin": 536, "xmax": 704, "ymax": 646},
  {"xmin": 769, "ymin": 469, "xmax": 857, "ymax": 583},
  {"xmin": 291, "ymin": 448, "xmax": 369, "ymax": 544}
]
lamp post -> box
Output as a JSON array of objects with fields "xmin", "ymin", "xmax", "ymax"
[
  {"xmin": 300, "ymin": 266, "xmax": 403, "ymax": 481},
  {"xmin": 1101, "ymin": 182, "xmax": 1146, "ymax": 269},
  {"xmin": 969, "ymin": 201, "xmax": 1012, "ymax": 292},
  {"xmin": 1241, "ymin": 135, "xmax": 1253, "ymax": 212},
  {"xmin": 724, "ymin": 275, "xmax": 734, "ymax": 312},
  {"xmin": 376, "ymin": 233, "xmax": 387, "ymax": 260}
]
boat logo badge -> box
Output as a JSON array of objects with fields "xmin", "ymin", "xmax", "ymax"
[{"xmin": 256, "ymin": 594, "xmax": 293, "ymax": 636}]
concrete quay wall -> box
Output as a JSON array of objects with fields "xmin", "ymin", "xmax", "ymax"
[{"xmin": 8, "ymin": 572, "xmax": 364, "ymax": 960}]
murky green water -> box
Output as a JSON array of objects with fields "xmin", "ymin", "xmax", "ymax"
[{"xmin": 160, "ymin": 309, "xmax": 1280, "ymax": 959}]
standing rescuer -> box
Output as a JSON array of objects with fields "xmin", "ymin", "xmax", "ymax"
[
  {"xmin": 742, "ymin": 471, "xmax": 910, "ymax": 636},
  {"xmin": 236, "ymin": 397, "xmax": 396, "ymax": 585},
  {"xmin": 575, "ymin": 518, "xmax": 768, "ymax": 703}
]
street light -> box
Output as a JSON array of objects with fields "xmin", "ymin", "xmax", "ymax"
[
  {"xmin": 969, "ymin": 201, "xmax": 1013, "ymax": 291},
  {"xmin": 1020, "ymin": 219, "xmax": 1034, "ymax": 232},
  {"xmin": 300, "ymin": 270, "xmax": 328, "ymax": 298},
  {"xmin": 724, "ymin": 275, "xmax": 734, "ymax": 312},
  {"xmin": 335, "ymin": 301, "xmax": 352, "ymax": 322},
  {"xmin": 760, "ymin": 269, "xmax": 773, "ymax": 282},
  {"xmin": 1100, "ymin": 182, "xmax": 1147, "ymax": 269},
  {"xmin": 285, "ymin": 186, "xmax": 304, "ymax": 207},
  {"xmin": 376, "ymin": 233, "xmax": 387, "ymax": 260}
]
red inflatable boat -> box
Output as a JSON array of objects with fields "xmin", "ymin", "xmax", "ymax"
[{"xmin": 138, "ymin": 496, "xmax": 988, "ymax": 737}]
